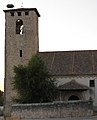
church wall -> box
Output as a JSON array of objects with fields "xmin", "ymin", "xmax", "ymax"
[{"xmin": 55, "ymin": 75, "xmax": 97, "ymax": 106}]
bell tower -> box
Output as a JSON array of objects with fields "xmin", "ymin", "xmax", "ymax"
[{"xmin": 3, "ymin": 7, "xmax": 40, "ymax": 116}]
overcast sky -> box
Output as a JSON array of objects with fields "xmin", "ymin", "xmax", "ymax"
[{"xmin": 0, "ymin": 0, "xmax": 97, "ymax": 91}]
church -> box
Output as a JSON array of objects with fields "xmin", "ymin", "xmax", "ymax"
[{"xmin": 3, "ymin": 6, "xmax": 97, "ymax": 117}]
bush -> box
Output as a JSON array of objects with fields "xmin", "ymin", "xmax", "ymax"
[{"xmin": 12, "ymin": 55, "xmax": 58, "ymax": 103}]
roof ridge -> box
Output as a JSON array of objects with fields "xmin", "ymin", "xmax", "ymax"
[{"xmin": 39, "ymin": 50, "xmax": 97, "ymax": 53}]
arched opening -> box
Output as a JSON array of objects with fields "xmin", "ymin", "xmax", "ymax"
[
  {"xmin": 68, "ymin": 95, "xmax": 79, "ymax": 101},
  {"xmin": 16, "ymin": 19, "xmax": 23, "ymax": 35}
]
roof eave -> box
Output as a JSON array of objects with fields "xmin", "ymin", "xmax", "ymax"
[{"xmin": 3, "ymin": 8, "xmax": 40, "ymax": 17}]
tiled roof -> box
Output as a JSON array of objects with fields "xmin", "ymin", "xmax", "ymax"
[
  {"xmin": 38, "ymin": 50, "xmax": 97, "ymax": 75},
  {"xmin": 58, "ymin": 80, "xmax": 89, "ymax": 90}
]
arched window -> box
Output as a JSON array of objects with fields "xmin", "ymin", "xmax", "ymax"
[
  {"xmin": 16, "ymin": 19, "xmax": 23, "ymax": 35},
  {"xmin": 68, "ymin": 95, "xmax": 79, "ymax": 101}
]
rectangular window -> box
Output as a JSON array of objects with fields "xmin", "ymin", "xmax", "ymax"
[
  {"xmin": 25, "ymin": 12, "xmax": 29, "ymax": 15},
  {"xmin": 20, "ymin": 50, "xmax": 22, "ymax": 57},
  {"xmin": 89, "ymin": 80, "xmax": 95, "ymax": 87},
  {"xmin": 18, "ymin": 12, "xmax": 21, "ymax": 16},
  {"xmin": 10, "ymin": 12, "xmax": 14, "ymax": 16}
]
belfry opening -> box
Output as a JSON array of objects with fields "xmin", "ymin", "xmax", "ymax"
[{"xmin": 16, "ymin": 19, "xmax": 23, "ymax": 35}]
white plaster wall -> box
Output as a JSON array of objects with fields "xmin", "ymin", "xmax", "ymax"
[{"xmin": 55, "ymin": 75, "xmax": 97, "ymax": 106}]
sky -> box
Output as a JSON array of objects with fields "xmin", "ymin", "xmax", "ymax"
[{"xmin": 0, "ymin": 0, "xmax": 97, "ymax": 91}]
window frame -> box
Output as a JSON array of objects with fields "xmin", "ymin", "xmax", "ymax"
[
  {"xmin": 17, "ymin": 12, "xmax": 21, "ymax": 16},
  {"xmin": 20, "ymin": 50, "xmax": 22, "ymax": 57},
  {"xmin": 89, "ymin": 80, "xmax": 95, "ymax": 87},
  {"xmin": 25, "ymin": 11, "xmax": 29, "ymax": 15},
  {"xmin": 16, "ymin": 19, "xmax": 23, "ymax": 35},
  {"xmin": 10, "ymin": 12, "xmax": 14, "ymax": 16}
]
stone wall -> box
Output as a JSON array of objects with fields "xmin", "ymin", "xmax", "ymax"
[{"xmin": 9, "ymin": 100, "xmax": 93, "ymax": 120}]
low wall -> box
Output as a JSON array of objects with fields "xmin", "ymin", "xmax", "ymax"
[{"xmin": 10, "ymin": 100, "xmax": 93, "ymax": 119}]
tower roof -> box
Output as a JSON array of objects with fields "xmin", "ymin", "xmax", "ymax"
[{"xmin": 3, "ymin": 8, "xmax": 40, "ymax": 17}]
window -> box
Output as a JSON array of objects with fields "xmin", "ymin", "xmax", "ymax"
[
  {"xmin": 16, "ymin": 19, "xmax": 24, "ymax": 35},
  {"xmin": 68, "ymin": 95, "xmax": 79, "ymax": 101},
  {"xmin": 10, "ymin": 12, "xmax": 14, "ymax": 16},
  {"xmin": 90, "ymin": 80, "xmax": 95, "ymax": 87},
  {"xmin": 20, "ymin": 50, "xmax": 22, "ymax": 57},
  {"xmin": 18, "ymin": 12, "xmax": 21, "ymax": 16},
  {"xmin": 25, "ymin": 12, "xmax": 29, "ymax": 15}
]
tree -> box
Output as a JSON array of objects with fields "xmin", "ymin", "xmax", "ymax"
[{"xmin": 12, "ymin": 55, "xmax": 58, "ymax": 103}]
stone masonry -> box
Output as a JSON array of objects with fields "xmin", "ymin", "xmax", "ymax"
[
  {"xmin": 8, "ymin": 100, "xmax": 93, "ymax": 120},
  {"xmin": 3, "ymin": 8, "xmax": 40, "ymax": 117}
]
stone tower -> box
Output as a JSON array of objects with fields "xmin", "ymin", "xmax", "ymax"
[{"xmin": 3, "ymin": 8, "xmax": 40, "ymax": 116}]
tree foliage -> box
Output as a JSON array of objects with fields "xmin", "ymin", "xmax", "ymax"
[{"xmin": 12, "ymin": 55, "xmax": 58, "ymax": 103}]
